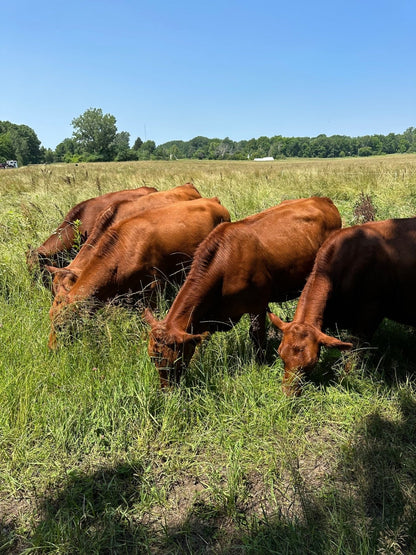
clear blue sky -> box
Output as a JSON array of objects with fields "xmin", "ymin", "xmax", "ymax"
[{"xmin": 2, "ymin": 0, "xmax": 415, "ymax": 150}]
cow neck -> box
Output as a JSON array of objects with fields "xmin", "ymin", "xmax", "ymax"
[
  {"xmin": 293, "ymin": 270, "xmax": 332, "ymax": 329},
  {"xmin": 164, "ymin": 283, "xmax": 205, "ymax": 333},
  {"xmin": 67, "ymin": 259, "xmax": 114, "ymax": 302},
  {"xmin": 164, "ymin": 225, "xmax": 227, "ymax": 334},
  {"xmin": 70, "ymin": 240, "xmax": 97, "ymax": 269},
  {"xmin": 164, "ymin": 266, "xmax": 220, "ymax": 334}
]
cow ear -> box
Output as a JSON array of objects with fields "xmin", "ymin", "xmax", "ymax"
[
  {"xmin": 267, "ymin": 311, "xmax": 289, "ymax": 332},
  {"xmin": 45, "ymin": 265, "xmax": 61, "ymax": 275},
  {"xmin": 143, "ymin": 308, "xmax": 158, "ymax": 327},
  {"xmin": 181, "ymin": 331, "xmax": 210, "ymax": 345},
  {"xmin": 318, "ymin": 331, "xmax": 353, "ymax": 351},
  {"xmin": 45, "ymin": 266, "xmax": 79, "ymax": 281}
]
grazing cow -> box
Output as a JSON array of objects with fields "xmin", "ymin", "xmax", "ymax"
[
  {"xmin": 26, "ymin": 185, "xmax": 158, "ymax": 272},
  {"xmin": 47, "ymin": 183, "xmax": 204, "ymax": 299},
  {"xmin": 67, "ymin": 183, "xmax": 202, "ymax": 266},
  {"xmin": 27, "ymin": 183, "xmax": 203, "ymax": 274},
  {"xmin": 268, "ymin": 217, "xmax": 416, "ymax": 396},
  {"xmin": 47, "ymin": 197, "xmax": 230, "ymax": 349},
  {"xmin": 144, "ymin": 196, "xmax": 342, "ymax": 387}
]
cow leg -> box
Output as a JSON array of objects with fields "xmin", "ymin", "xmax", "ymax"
[
  {"xmin": 249, "ymin": 311, "xmax": 267, "ymax": 362},
  {"xmin": 158, "ymin": 367, "xmax": 182, "ymax": 388}
]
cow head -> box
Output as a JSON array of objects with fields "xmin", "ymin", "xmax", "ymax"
[
  {"xmin": 268, "ymin": 312, "xmax": 352, "ymax": 396},
  {"xmin": 45, "ymin": 266, "xmax": 79, "ymax": 297},
  {"xmin": 144, "ymin": 308, "xmax": 209, "ymax": 387}
]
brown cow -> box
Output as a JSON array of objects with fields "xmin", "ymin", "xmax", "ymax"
[
  {"xmin": 44, "ymin": 183, "xmax": 203, "ymax": 296},
  {"xmin": 65, "ymin": 183, "xmax": 202, "ymax": 269},
  {"xmin": 268, "ymin": 217, "xmax": 416, "ymax": 396},
  {"xmin": 47, "ymin": 197, "xmax": 230, "ymax": 349},
  {"xmin": 144, "ymin": 196, "xmax": 342, "ymax": 387},
  {"xmin": 26, "ymin": 185, "xmax": 158, "ymax": 273}
]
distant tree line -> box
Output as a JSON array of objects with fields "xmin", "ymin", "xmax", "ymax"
[
  {"xmin": 1, "ymin": 108, "xmax": 416, "ymax": 166},
  {"xmin": 150, "ymin": 130, "xmax": 416, "ymax": 160}
]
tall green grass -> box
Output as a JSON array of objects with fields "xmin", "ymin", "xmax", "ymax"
[{"xmin": 1, "ymin": 156, "xmax": 416, "ymax": 553}]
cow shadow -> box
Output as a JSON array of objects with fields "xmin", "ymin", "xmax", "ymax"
[
  {"xmin": 22, "ymin": 391, "xmax": 416, "ymax": 553},
  {"xmin": 28, "ymin": 463, "xmax": 150, "ymax": 553},
  {"xmin": 327, "ymin": 391, "xmax": 416, "ymax": 553}
]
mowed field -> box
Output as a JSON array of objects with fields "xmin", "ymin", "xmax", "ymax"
[{"xmin": 1, "ymin": 156, "xmax": 416, "ymax": 553}]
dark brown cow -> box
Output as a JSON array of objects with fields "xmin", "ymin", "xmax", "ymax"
[
  {"xmin": 26, "ymin": 185, "xmax": 158, "ymax": 273},
  {"xmin": 144, "ymin": 197, "xmax": 342, "ymax": 387},
  {"xmin": 268, "ymin": 217, "xmax": 416, "ymax": 396},
  {"xmin": 48, "ymin": 197, "xmax": 230, "ymax": 349}
]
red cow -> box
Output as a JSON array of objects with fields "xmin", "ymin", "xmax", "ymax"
[
  {"xmin": 67, "ymin": 183, "xmax": 202, "ymax": 265},
  {"xmin": 45, "ymin": 183, "xmax": 203, "ymax": 296},
  {"xmin": 268, "ymin": 217, "xmax": 416, "ymax": 396},
  {"xmin": 145, "ymin": 197, "xmax": 342, "ymax": 387},
  {"xmin": 26, "ymin": 185, "xmax": 158, "ymax": 273},
  {"xmin": 48, "ymin": 197, "xmax": 230, "ymax": 349}
]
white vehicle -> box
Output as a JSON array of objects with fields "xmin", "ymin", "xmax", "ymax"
[{"xmin": 6, "ymin": 160, "xmax": 18, "ymax": 168}]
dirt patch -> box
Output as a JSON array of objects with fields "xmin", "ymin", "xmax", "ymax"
[{"xmin": 0, "ymin": 495, "xmax": 33, "ymax": 554}]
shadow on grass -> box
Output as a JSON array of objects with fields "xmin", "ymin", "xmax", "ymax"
[
  {"xmin": 28, "ymin": 464, "xmax": 150, "ymax": 553},
  {"xmin": 23, "ymin": 319, "xmax": 416, "ymax": 553},
  {"xmin": 26, "ymin": 389, "xmax": 416, "ymax": 554}
]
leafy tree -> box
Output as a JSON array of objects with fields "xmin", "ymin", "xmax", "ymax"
[
  {"xmin": 188, "ymin": 136, "xmax": 210, "ymax": 158},
  {"xmin": 169, "ymin": 144, "xmax": 180, "ymax": 159},
  {"xmin": 54, "ymin": 138, "xmax": 78, "ymax": 162},
  {"xmin": 256, "ymin": 136, "xmax": 271, "ymax": 157},
  {"xmin": 216, "ymin": 137, "xmax": 234, "ymax": 159},
  {"xmin": 208, "ymin": 139, "xmax": 221, "ymax": 159},
  {"xmin": 114, "ymin": 131, "xmax": 131, "ymax": 161},
  {"xmin": 358, "ymin": 146, "xmax": 373, "ymax": 157},
  {"xmin": 383, "ymin": 133, "xmax": 398, "ymax": 154},
  {"xmin": 311, "ymin": 134, "xmax": 329, "ymax": 157},
  {"xmin": 403, "ymin": 127, "xmax": 416, "ymax": 152},
  {"xmin": 0, "ymin": 132, "xmax": 13, "ymax": 162},
  {"xmin": 0, "ymin": 121, "xmax": 41, "ymax": 165},
  {"xmin": 245, "ymin": 138, "xmax": 258, "ymax": 159},
  {"xmin": 71, "ymin": 108, "xmax": 117, "ymax": 161},
  {"xmin": 137, "ymin": 140, "xmax": 156, "ymax": 160},
  {"xmin": 152, "ymin": 145, "xmax": 169, "ymax": 160},
  {"xmin": 40, "ymin": 147, "xmax": 54, "ymax": 164},
  {"xmin": 133, "ymin": 137, "xmax": 143, "ymax": 150}
]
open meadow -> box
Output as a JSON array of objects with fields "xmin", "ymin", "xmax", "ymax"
[{"xmin": 2, "ymin": 156, "xmax": 416, "ymax": 553}]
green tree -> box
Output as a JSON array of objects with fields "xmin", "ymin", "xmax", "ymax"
[
  {"xmin": 71, "ymin": 108, "xmax": 117, "ymax": 161},
  {"xmin": 0, "ymin": 121, "xmax": 41, "ymax": 165},
  {"xmin": 256, "ymin": 136, "xmax": 271, "ymax": 157},
  {"xmin": 216, "ymin": 137, "xmax": 234, "ymax": 159},
  {"xmin": 402, "ymin": 127, "xmax": 416, "ymax": 152},
  {"xmin": 0, "ymin": 132, "xmax": 14, "ymax": 162},
  {"xmin": 114, "ymin": 131, "xmax": 131, "ymax": 161},
  {"xmin": 169, "ymin": 144, "xmax": 180, "ymax": 159},
  {"xmin": 207, "ymin": 139, "xmax": 221, "ymax": 159},
  {"xmin": 40, "ymin": 147, "xmax": 54, "ymax": 164},
  {"xmin": 133, "ymin": 137, "xmax": 143, "ymax": 150},
  {"xmin": 54, "ymin": 138, "xmax": 78, "ymax": 162},
  {"xmin": 137, "ymin": 140, "xmax": 156, "ymax": 160},
  {"xmin": 358, "ymin": 146, "xmax": 373, "ymax": 157}
]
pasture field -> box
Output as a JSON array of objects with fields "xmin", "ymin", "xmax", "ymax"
[{"xmin": 1, "ymin": 156, "xmax": 416, "ymax": 553}]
